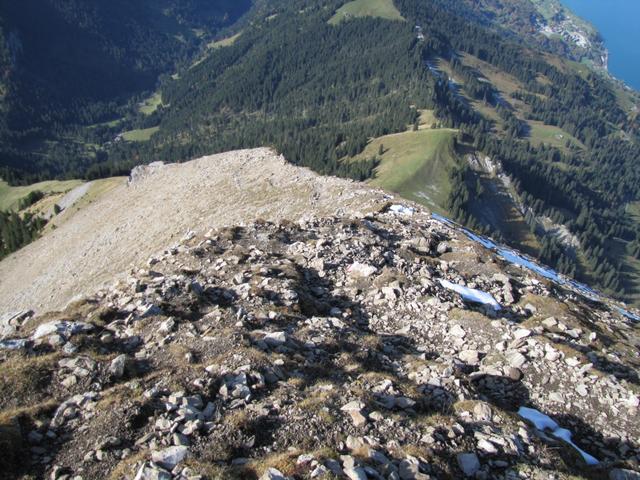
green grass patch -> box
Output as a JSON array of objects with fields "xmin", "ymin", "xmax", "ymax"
[
  {"xmin": 121, "ymin": 127, "xmax": 160, "ymax": 142},
  {"xmin": 329, "ymin": 0, "xmax": 405, "ymax": 25},
  {"xmin": 87, "ymin": 118, "xmax": 122, "ymax": 129},
  {"xmin": 351, "ymin": 128, "xmax": 459, "ymax": 211},
  {"xmin": 190, "ymin": 32, "xmax": 244, "ymax": 70},
  {"xmin": 139, "ymin": 92, "xmax": 163, "ymax": 115},
  {"xmin": 627, "ymin": 201, "xmax": 640, "ymax": 223},
  {"xmin": 207, "ymin": 32, "xmax": 242, "ymax": 50},
  {"xmin": 0, "ymin": 179, "xmax": 84, "ymax": 212},
  {"xmin": 460, "ymin": 53, "xmax": 523, "ymax": 95},
  {"xmin": 527, "ymin": 121, "xmax": 584, "ymax": 150}
]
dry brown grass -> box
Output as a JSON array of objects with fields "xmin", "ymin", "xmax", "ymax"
[
  {"xmin": 0, "ymin": 400, "xmax": 58, "ymax": 424},
  {"xmin": 412, "ymin": 412, "xmax": 455, "ymax": 427},
  {"xmin": 96, "ymin": 381, "xmax": 145, "ymax": 412},
  {"xmin": 108, "ymin": 449, "xmax": 148, "ymax": 480},
  {"xmin": 452, "ymin": 400, "xmax": 481, "ymax": 414},
  {"xmin": 373, "ymin": 267, "xmax": 408, "ymax": 289},
  {"xmin": 224, "ymin": 409, "xmax": 251, "ymax": 430},
  {"xmin": 248, "ymin": 450, "xmax": 303, "ymax": 478},
  {"xmin": 516, "ymin": 293, "xmax": 570, "ymax": 321},
  {"xmin": 0, "ymin": 353, "xmax": 59, "ymax": 410},
  {"xmin": 22, "ymin": 299, "xmax": 98, "ymax": 335},
  {"xmin": 183, "ymin": 460, "xmax": 253, "ymax": 480},
  {"xmin": 299, "ymin": 385, "xmax": 339, "ymax": 424},
  {"xmin": 361, "ymin": 334, "xmax": 384, "ymax": 352}
]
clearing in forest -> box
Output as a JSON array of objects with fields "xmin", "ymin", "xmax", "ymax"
[{"xmin": 329, "ymin": 0, "xmax": 405, "ymax": 24}]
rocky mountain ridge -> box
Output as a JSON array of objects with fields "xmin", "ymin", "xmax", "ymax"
[
  {"xmin": 1, "ymin": 168, "xmax": 639, "ymax": 479},
  {"xmin": 0, "ymin": 148, "xmax": 386, "ymax": 315}
]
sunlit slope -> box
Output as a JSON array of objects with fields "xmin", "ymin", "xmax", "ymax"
[
  {"xmin": 329, "ymin": 0, "xmax": 405, "ymax": 24},
  {"xmin": 349, "ymin": 127, "xmax": 459, "ymax": 212},
  {"xmin": 0, "ymin": 179, "xmax": 83, "ymax": 211}
]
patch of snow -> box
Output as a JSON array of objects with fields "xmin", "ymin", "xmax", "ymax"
[
  {"xmin": 518, "ymin": 407, "xmax": 599, "ymax": 465},
  {"xmin": 431, "ymin": 213, "xmax": 601, "ymax": 302},
  {"xmin": 431, "ymin": 212, "xmax": 455, "ymax": 227},
  {"xmin": 438, "ymin": 279, "xmax": 501, "ymax": 310},
  {"xmin": 616, "ymin": 307, "xmax": 640, "ymax": 323},
  {"xmin": 390, "ymin": 204, "xmax": 415, "ymax": 216},
  {"xmin": 464, "ymin": 230, "xmax": 497, "ymax": 250}
]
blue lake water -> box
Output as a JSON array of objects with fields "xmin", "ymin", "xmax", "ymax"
[{"xmin": 561, "ymin": 0, "xmax": 640, "ymax": 90}]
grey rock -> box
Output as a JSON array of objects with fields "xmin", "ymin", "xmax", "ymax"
[
  {"xmin": 457, "ymin": 453, "xmax": 480, "ymax": 477},
  {"xmin": 399, "ymin": 456, "xmax": 429, "ymax": 479},
  {"xmin": 610, "ymin": 469, "xmax": 640, "ymax": 480},
  {"xmin": 477, "ymin": 439, "xmax": 498, "ymax": 455},
  {"xmin": 32, "ymin": 321, "xmax": 93, "ymax": 340},
  {"xmin": 108, "ymin": 354, "xmax": 129, "ymax": 379},
  {"xmin": 0, "ymin": 339, "xmax": 28, "ymax": 350},
  {"xmin": 324, "ymin": 458, "xmax": 343, "ymax": 476},
  {"xmin": 506, "ymin": 351, "xmax": 527, "ymax": 369},
  {"xmin": 449, "ymin": 324, "xmax": 466, "ymax": 338},
  {"xmin": 513, "ymin": 328, "xmax": 532, "ymax": 339},
  {"xmin": 260, "ymin": 468, "xmax": 288, "ymax": 480},
  {"xmin": 134, "ymin": 463, "xmax": 171, "ymax": 480},
  {"xmin": 459, "ymin": 350, "xmax": 480, "ymax": 365},
  {"xmin": 344, "ymin": 467, "xmax": 368, "ymax": 480},
  {"xmin": 473, "ymin": 402, "xmax": 493, "ymax": 422},
  {"xmin": 150, "ymin": 446, "xmax": 189, "ymax": 470},
  {"xmin": 436, "ymin": 242, "xmax": 450, "ymax": 254},
  {"xmin": 264, "ymin": 331, "xmax": 287, "ymax": 347},
  {"xmin": 396, "ymin": 397, "xmax": 416, "ymax": 409}
]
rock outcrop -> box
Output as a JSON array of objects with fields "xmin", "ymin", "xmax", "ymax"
[
  {"xmin": 0, "ymin": 148, "xmax": 386, "ymax": 315},
  {"xmin": 1, "ymin": 200, "xmax": 639, "ymax": 479}
]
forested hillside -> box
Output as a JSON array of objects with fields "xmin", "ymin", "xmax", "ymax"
[
  {"xmin": 1, "ymin": 0, "xmax": 640, "ymax": 302},
  {"xmin": 0, "ymin": 0, "xmax": 252, "ymax": 182}
]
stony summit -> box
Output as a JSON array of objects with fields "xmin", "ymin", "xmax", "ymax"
[{"xmin": 1, "ymin": 168, "xmax": 639, "ymax": 478}]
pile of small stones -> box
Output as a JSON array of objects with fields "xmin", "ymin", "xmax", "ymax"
[{"xmin": 1, "ymin": 206, "xmax": 639, "ymax": 479}]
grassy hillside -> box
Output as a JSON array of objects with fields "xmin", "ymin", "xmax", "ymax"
[
  {"xmin": 139, "ymin": 92, "xmax": 164, "ymax": 115},
  {"xmin": 350, "ymin": 125, "xmax": 459, "ymax": 212},
  {"xmin": 350, "ymin": 122, "xmax": 541, "ymax": 255},
  {"xmin": 329, "ymin": 0, "xmax": 405, "ymax": 24},
  {"xmin": 527, "ymin": 121, "xmax": 584, "ymax": 149},
  {"xmin": 207, "ymin": 32, "xmax": 243, "ymax": 49},
  {"xmin": 46, "ymin": 177, "xmax": 125, "ymax": 232},
  {"xmin": 121, "ymin": 127, "xmax": 160, "ymax": 142},
  {"xmin": 0, "ymin": 179, "xmax": 83, "ymax": 211},
  {"xmin": 448, "ymin": 54, "xmax": 585, "ymax": 151}
]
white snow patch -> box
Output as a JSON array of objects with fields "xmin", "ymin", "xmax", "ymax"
[
  {"xmin": 518, "ymin": 407, "xmax": 599, "ymax": 465},
  {"xmin": 390, "ymin": 205, "xmax": 415, "ymax": 216},
  {"xmin": 438, "ymin": 279, "xmax": 501, "ymax": 310},
  {"xmin": 431, "ymin": 213, "xmax": 601, "ymax": 301}
]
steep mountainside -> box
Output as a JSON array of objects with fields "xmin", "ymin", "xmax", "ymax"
[
  {"xmin": 1, "ymin": 151, "xmax": 639, "ymax": 479},
  {"xmin": 0, "ymin": 0, "xmax": 253, "ymax": 180},
  {"xmin": 1, "ymin": 2, "xmax": 640, "ymax": 301},
  {"xmin": 0, "ymin": 149, "xmax": 387, "ymax": 314},
  {"xmin": 90, "ymin": 0, "xmax": 640, "ymax": 303}
]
